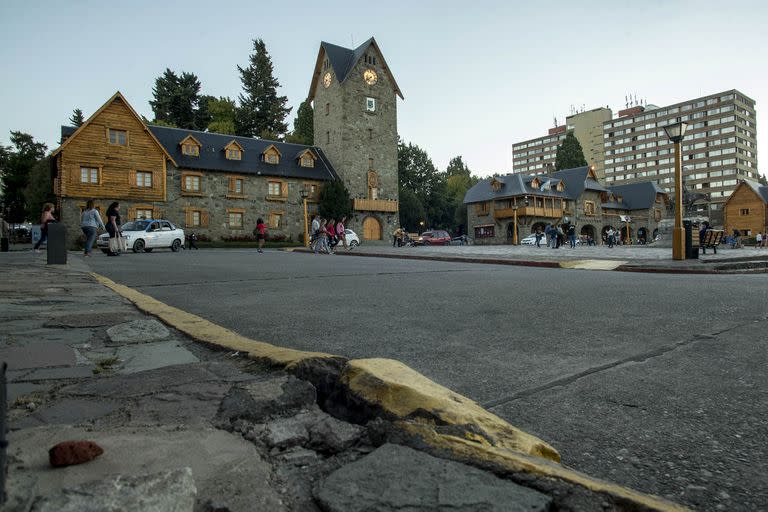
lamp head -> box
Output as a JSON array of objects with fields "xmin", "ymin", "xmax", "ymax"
[{"xmin": 664, "ymin": 122, "xmax": 688, "ymax": 144}]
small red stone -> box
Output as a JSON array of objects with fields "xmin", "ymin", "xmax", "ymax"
[{"xmin": 49, "ymin": 440, "xmax": 104, "ymax": 467}]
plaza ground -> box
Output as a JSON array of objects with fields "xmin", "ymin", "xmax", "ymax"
[{"xmin": 80, "ymin": 247, "xmax": 768, "ymax": 510}]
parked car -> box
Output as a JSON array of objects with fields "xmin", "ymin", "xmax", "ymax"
[
  {"xmin": 97, "ymin": 219, "xmax": 185, "ymax": 253},
  {"xmin": 415, "ymin": 230, "xmax": 451, "ymax": 246},
  {"xmin": 520, "ymin": 234, "xmax": 541, "ymax": 246},
  {"xmin": 343, "ymin": 229, "xmax": 360, "ymax": 248}
]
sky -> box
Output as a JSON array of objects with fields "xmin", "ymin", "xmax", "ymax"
[{"xmin": 1, "ymin": 0, "xmax": 767, "ymax": 178}]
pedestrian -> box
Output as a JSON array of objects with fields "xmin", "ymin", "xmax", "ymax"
[
  {"xmin": 255, "ymin": 218, "xmax": 267, "ymax": 253},
  {"xmin": 607, "ymin": 227, "xmax": 615, "ymax": 248},
  {"xmin": 105, "ymin": 201, "xmax": 122, "ymax": 256},
  {"xmin": 544, "ymin": 224, "xmax": 552, "ymax": 248},
  {"xmin": 755, "ymin": 231, "xmax": 763, "ymax": 248},
  {"xmin": 327, "ymin": 219, "xmax": 337, "ymax": 253},
  {"xmin": 392, "ymin": 226, "xmax": 403, "ymax": 247},
  {"xmin": 556, "ymin": 225, "xmax": 564, "ymax": 248},
  {"xmin": 310, "ymin": 214, "xmax": 320, "ymax": 251},
  {"xmin": 534, "ymin": 228, "xmax": 542, "ymax": 248},
  {"xmin": 316, "ymin": 218, "xmax": 330, "ymax": 254},
  {"xmin": 567, "ymin": 224, "xmax": 577, "ymax": 249},
  {"xmin": 699, "ymin": 221, "xmax": 711, "ymax": 247},
  {"xmin": 33, "ymin": 203, "xmax": 56, "ymax": 253},
  {"xmin": 336, "ymin": 215, "xmax": 349, "ymax": 250},
  {"xmin": 80, "ymin": 199, "xmax": 105, "ymax": 257},
  {"xmin": 187, "ymin": 232, "xmax": 199, "ymax": 250}
]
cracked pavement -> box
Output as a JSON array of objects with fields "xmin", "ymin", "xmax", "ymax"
[{"xmin": 84, "ymin": 248, "xmax": 768, "ymax": 511}]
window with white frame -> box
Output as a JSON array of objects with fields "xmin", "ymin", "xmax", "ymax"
[
  {"xmin": 136, "ymin": 171, "xmax": 152, "ymax": 188},
  {"xmin": 80, "ymin": 166, "xmax": 99, "ymax": 184}
]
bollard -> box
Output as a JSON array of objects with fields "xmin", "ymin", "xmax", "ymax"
[{"xmin": 47, "ymin": 223, "xmax": 67, "ymax": 265}]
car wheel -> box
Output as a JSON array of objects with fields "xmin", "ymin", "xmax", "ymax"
[
  {"xmin": 133, "ymin": 239, "xmax": 145, "ymax": 253},
  {"xmin": 144, "ymin": 248, "xmax": 153, "ymax": 253},
  {"xmin": 171, "ymin": 239, "xmax": 181, "ymax": 252},
  {"xmin": 350, "ymin": 240, "xmax": 359, "ymax": 248}
]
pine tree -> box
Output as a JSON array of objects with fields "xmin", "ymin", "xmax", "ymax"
[
  {"xmin": 69, "ymin": 108, "xmax": 84, "ymax": 127},
  {"xmin": 0, "ymin": 132, "xmax": 47, "ymax": 223},
  {"xmin": 206, "ymin": 97, "xmax": 237, "ymax": 135},
  {"xmin": 554, "ymin": 132, "xmax": 588, "ymax": 171},
  {"xmin": 235, "ymin": 39, "xmax": 291, "ymax": 138},
  {"xmin": 318, "ymin": 180, "xmax": 352, "ymax": 221},
  {"xmin": 286, "ymin": 100, "xmax": 313, "ymax": 145},
  {"xmin": 149, "ymin": 69, "xmax": 204, "ymax": 130}
]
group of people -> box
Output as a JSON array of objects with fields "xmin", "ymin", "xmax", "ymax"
[
  {"xmin": 310, "ymin": 214, "xmax": 350, "ymax": 254},
  {"xmin": 535, "ymin": 223, "xmax": 579, "ymax": 249}
]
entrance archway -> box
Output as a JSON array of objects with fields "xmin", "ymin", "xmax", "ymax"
[
  {"xmin": 637, "ymin": 227, "xmax": 648, "ymax": 244},
  {"xmin": 580, "ymin": 224, "xmax": 596, "ymax": 239},
  {"xmin": 362, "ymin": 216, "xmax": 382, "ymax": 240},
  {"xmin": 506, "ymin": 222, "xmax": 520, "ymax": 243}
]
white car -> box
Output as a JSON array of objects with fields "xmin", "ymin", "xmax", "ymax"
[
  {"xmin": 521, "ymin": 233, "xmax": 544, "ymax": 246},
  {"xmin": 97, "ymin": 219, "xmax": 185, "ymax": 253},
  {"xmin": 342, "ymin": 229, "xmax": 360, "ymax": 248}
]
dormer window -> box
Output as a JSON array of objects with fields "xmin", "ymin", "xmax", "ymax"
[
  {"xmin": 224, "ymin": 140, "xmax": 244, "ymax": 161},
  {"xmin": 556, "ymin": 181, "xmax": 565, "ymax": 192},
  {"xmin": 296, "ymin": 149, "xmax": 316, "ymax": 168},
  {"xmin": 490, "ymin": 178, "xmax": 503, "ymax": 192},
  {"xmin": 262, "ymin": 144, "xmax": 281, "ymax": 165},
  {"xmin": 531, "ymin": 177, "xmax": 541, "ymax": 189},
  {"xmin": 180, "ymin": 135, "xmax": 201, "ymax": 157}
]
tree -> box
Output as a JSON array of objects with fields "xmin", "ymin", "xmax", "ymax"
[
  {"xmin": 318, "ymin": 180, "xmax": 352, "ymax": 221},
  {"xmin": 69, "ymin": 108, "xmax": 84, "ymax": 127},
  {"xmin": 286, "ymin": 100, "xmax": 313, "ymax": 145},
  {"xmin": 24, "ymin": 156, "xmax": 54, "ymax": 219},
  {"xmin": 206, "ymin": 96, "xmax": 237, "ymax": 135},
  {"xmin": 398, "ymin": 139, "xmax": 451, "ymax": 229},
  {"xmin": 554, "ymin": 132, "xmax": 587, "ymax": 171},
  {"xmin": 235, "ymin": 39, "xmax": 291, "ymax": 138},
  {"xmin": 444, "ymin": 156, "xmax": 479, "ymax": 234},
  {"xmin": 149, "ymin": 69, "xmax": 205, "ymax": 130},
  {"xmin": 0, "ymin": 132, "xmax": 47, "ymax": 223},
  {"xmin": 398, "ymin": 188, "xmax": 425, "ymax": 231}
]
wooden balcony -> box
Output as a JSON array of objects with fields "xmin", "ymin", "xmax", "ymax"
[
  {"xmin": 494, "ymin": 206, "xmax": 564, "ymax": 219},
  {"xmin": 353, "ymin": 198, "xmax": 399, "ymax": 212}
]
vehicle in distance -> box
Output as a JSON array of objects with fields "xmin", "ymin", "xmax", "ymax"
[
  {"xmin": 416, "ymin": 230, "xmax": 451, "ymax": 246},
  {"xmin": 97, "ymin": 219, "xmax": 185, "ymax": 253}
]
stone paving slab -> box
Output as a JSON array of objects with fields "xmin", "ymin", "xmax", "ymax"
[
  {"xmin": 115, "ymin": 340, "xmax": 199, "ymax": 374},
  {"xmin": 0, "ymin": 342, "xmax": 77, "ymax": 369},
  {"xmin": 106, "ymin": 318, "xmax": 171, "ymax": 344},
  {"xmin": 12, "ymin": 365, "xmax": 95, "ymax": 381},
  {"xmin": 44, "ymin": 312, "xmax": 134, "ymax": 328},
  {"xmin": 11, "ymin": 398, "xmax": 120, "ymax": 430}
]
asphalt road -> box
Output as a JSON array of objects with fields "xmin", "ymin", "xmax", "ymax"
[{"xmin": 85, "ymin": 249, "xmax": 768, "ymax": 510}]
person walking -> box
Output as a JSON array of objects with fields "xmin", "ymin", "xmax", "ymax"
[
  {"xmin": 568, "ymin": 224, "xmax": 577, "ymax": 249},
  {"xmin": 255, "ymin": 218, "xmax": 267, "ymax": 253},
  {"xmin": 327, "ymin": 219, "xmax": 338, "ymax": 253},
  {"xmin": 755, "ymin": 231, "xmax": 763, "ymax": 248},
  {"xmin": 336, "ymin": 216, "xmax": 349, "ymax": 251},
  {"xmin": 105, "ymin": 201, "xmax": 122, "ymax": 256},
  {"xmin": 607, "ymin": 227, "xmax": 615, "ymax": 248},
  {"xmin": 534, "ymin": 228, "xmax": 543, "ymax": 248},
  {"xmin": 80, "ymin": 200, "xmax": 105, "ymax": 257},
  {"xmin": 315, "ymin": 219, "xmax": 330, "ymax": 254},
  {"xmin": 187, "ymin": 232, "xmax": 199, "ymax": 250},
  {"xmin": 310, "ymin": 214, "xmax": 320, "ymax": 252},
  {"xmin": 33, "ymin": 203, "xmax": 56, "ymax": 253},
  {"xmin": 392, "ymin": 226, "xmax": 403, "ymax": 247},
  {"xmin": 544, "ymin": 224, "xmax": 552, "ymax": 248}
]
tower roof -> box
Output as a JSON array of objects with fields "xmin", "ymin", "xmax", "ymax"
[{"xmin": 308, "ymin": 37, "xmax": 403, "ymax": 101}]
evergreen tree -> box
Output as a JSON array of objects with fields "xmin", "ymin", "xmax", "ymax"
[
  {"xmin": 24, "ymin": 156, "xmax": 55, "ymax": 219},
  {"xmin": 206, "ymin": 97, "xmax": 237, "ymax": 135},
  {"xmin": 69, "ymin": 108, "xmax": 85, "ymax": 127},
  {"xmin": 195, "ymin": 94, "xmax": 215, "ymax": 132},
  {"xmin": 235, "ymin": 39, "xmax": 291, "ymax": 138},
  {"xmin": 398, "ymin": 139, "xmax": 452, "ymax": 228},
  {"xmin": 149, "ymin": 69, "xmax": 205, "ymax": 130},
  {"xmin": 444, "ymin": 156, "xmax": 479, "ymax": 234},
  {"xmin": 0, "ymin": 132, "xmax": 47, "ymax": 223},
  {"xmin": 554, "ymin": 132, "xmax": 588, "ymax": 171},
  {"xmin": 318, "ymin": 180, "xmax": 352, "ymax": 221},
  {"xmin": 286, "ymin": 100, "xmax": 313, "ymax": 145}
]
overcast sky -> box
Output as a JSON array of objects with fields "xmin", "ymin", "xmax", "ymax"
[{"xmin": 1, "ymin": 0, "xmax": 766, "ymax": 178}]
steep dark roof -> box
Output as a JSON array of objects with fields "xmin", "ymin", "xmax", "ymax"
[
  {"xmin": 743, "ymin": 179, "xmax": 768, "ymax": 203},
  {"xmin": 321, "ymin": 38, "xmax": 372, "ymax": 85},
  {"xmin": 550, "ymin": 166, "xmax": 607, "ymax": 197},
  {"xmin": 607, "ymin": 181, "xmax": 667, "ymax": 210},
  {"xmin": 463, "ymin": 174, "xmax": 568, "ymax": 204},
  {"xmin": 146, "ymin": 125, "xmax": 340, "ymax": 181}
]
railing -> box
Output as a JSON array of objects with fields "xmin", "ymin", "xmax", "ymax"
[
  {"xmin": 353, "ymin": 198, "xmax": 399, "ymax": 212},
  {"xmin": 493, "ymin": 206, "xmax": 564, "ymax": 219}
]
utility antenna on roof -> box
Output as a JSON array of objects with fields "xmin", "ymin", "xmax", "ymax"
[
  {"xmin": 553, "ymin": 115, "xmax": 558, "ymax": 128},
  {"xmin": 625, "ymin": 95, "xmax": 629, "ymax": 109}
]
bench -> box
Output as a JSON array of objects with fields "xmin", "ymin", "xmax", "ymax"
[{"xmin": 700, "ymin": 229, "xmax": 724, "ymax": 254}]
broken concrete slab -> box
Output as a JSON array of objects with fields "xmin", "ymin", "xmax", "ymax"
[
  {"xmin": 44, "ymin": 312, "xmax": 134, "ymax": 328},
  {"xmin": 263, "ymin": 416, "xmax": 310, "ymax": 449},
  {"xmin": 10, "ymin": 398, "xmax": 120, "ymax": 430},
  {"xmin": 315, "ymin": 443, "xmax": 552, "ymax": 512},
  {"xmin": 106, "ymin": 318, "xmax": 170, "ymax": 344},
  {"xmin": 115, "ymin": 340, "xmax": 199, "ymax": 374},
  {"xmin": 0, "ymin": 342, "xmax": 77, "ymax": 370},
  {"xmin": 31, "ymin": 467, "xmax": 196, "ymax": 512},
  {"xmin": 307, "ymin": 412, "xmax": 364, "ymax": 453},
  {"xmin": 14, "ymin": 366, "xmax": 95, "ymax": 381},
  {"xmin": 215, "ymin": 374, "xmax": 316, "ymax": 427}
]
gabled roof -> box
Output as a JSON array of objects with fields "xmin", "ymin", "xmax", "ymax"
[
  {"xmin": 51, "ymin": 91, "xmax": 177, "ymax": 166},
  {"xmin": 295, "ymin": 148, "xmax": 317, "ymax": 160},
  {"xmin": 146, "ymin": 125, "xmax": 339, "ymax": 181},
  {"xmin": 463, "ymin": 173, "xmax": 569, "ymax": 204},
  {"xmin": 261, "ymin": 143, "xmax": 281, "ymax": 156},
  {"xmin": 550, "ymin": 166, "xmax": 607, "ymax": 198},
  {"xmin": 180, "ymin": 134, "xmax": 202, "ymax": 147},
  {"xmin": 607, "ymin": 181, "xmax": 668, "ymax": 210},
  {"xmin": 741, "ymin": 179, "xmax": 768, "ymax": 204},
  {"xmin": 308, "ymin": 37, "xmax": 404, "ymax": 101},
  {"xmin": 224, "ymin": 139, "xmax": 244, "ymax": 151}
]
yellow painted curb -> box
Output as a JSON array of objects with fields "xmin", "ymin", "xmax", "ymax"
[
  {"xmin": 92, "ymin": 272, "xmax": 688, "ymax": 511},
  {"xmin": 91, "ymin": 273, "xmax": 335, "ymax": 367},
  {"xmin": 559, "ymin": 259, "xmax": 628, "ymax": 270},
  {"xmin": 343, "ymin": 358, "xmax": 560, "ymax": 462}
]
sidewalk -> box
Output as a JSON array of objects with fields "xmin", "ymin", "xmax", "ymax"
[
  {"xmin": 296, "ymin": 244, "xmax": 768, "ymax": 273},
  {"xmin": 0, "ymin": 252, "xmax": 687, "ymax": 511}
]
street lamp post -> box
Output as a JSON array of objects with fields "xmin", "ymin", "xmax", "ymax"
[
  {"xmin": 663, "ymin": 122, "xmax": 688, "ymax": 260},
  {"xmin": 300, "ymin": 185, "xmax": 310, "ymax": 247}
]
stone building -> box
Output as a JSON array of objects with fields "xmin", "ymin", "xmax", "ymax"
[
  {"xmin": 464, "ymin": 166, "xmax": 669, "ymax": 245},
  {"xmin": 51, "ymin": 37, "xmax": 401, "ymax": 247}
]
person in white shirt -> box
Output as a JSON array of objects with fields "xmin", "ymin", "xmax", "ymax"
[{"xmin": 80, "ymin": 200, "xmax": 105, "ymax": 257}]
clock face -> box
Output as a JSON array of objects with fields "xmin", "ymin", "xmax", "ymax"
[
  {"xmin": 363, "ymin": 69, "xmax": 378, "ymax": 86},
  {"xmin": 323, "ymin": 72, "xmax": 332, "ymax": 88}
]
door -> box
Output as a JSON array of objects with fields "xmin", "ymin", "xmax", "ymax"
[{"xmin": 362, "ymin": 216, "xmax": 382, "ymax": 240}]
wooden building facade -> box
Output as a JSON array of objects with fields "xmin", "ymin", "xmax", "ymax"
[{"xmin": 723, "ymin": 180, "xmax": 768, "ymax": 236}]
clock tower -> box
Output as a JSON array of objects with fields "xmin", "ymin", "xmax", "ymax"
[{"xmin": 308, "ymin": 37, "xmax": 403, "ymax": 241}]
